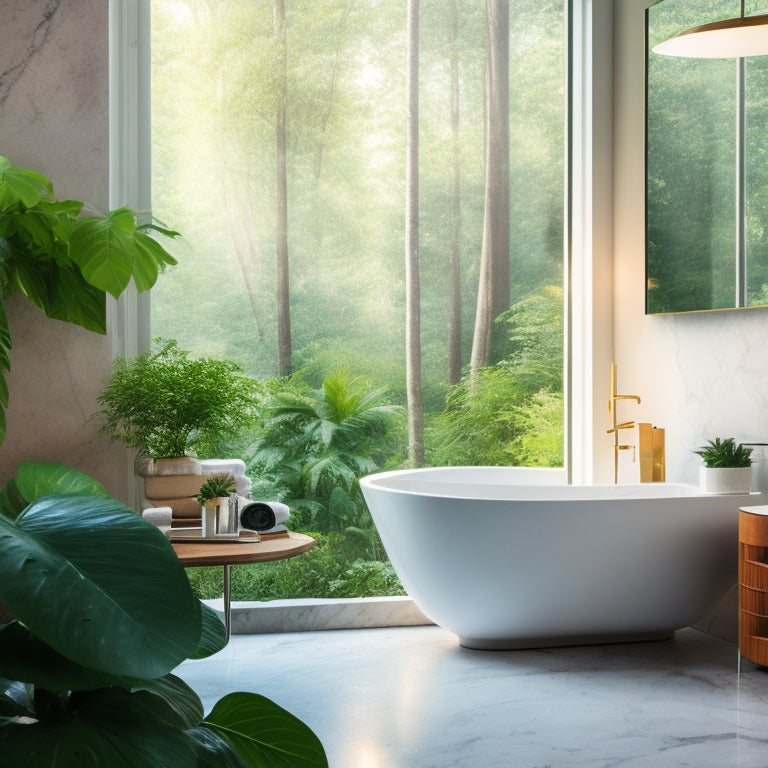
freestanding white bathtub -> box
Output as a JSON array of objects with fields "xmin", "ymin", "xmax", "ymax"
[{"xmin": 360, "ymin": 466, "xmax": 755, "ymax": 650}]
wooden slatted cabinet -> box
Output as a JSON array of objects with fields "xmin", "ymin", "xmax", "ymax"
[{"xmin": 739, "ymin": 506, "xmax": 768, "ymax": 666}]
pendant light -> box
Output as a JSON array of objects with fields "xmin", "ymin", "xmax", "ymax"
[{"xmin": 652, "ymin": 12, "xmax": 768, "ymax": 58}]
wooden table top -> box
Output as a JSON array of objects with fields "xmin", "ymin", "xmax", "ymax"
[{"xmin": 171, "ymin": 531, "xmax": 316, "ymax": 568}]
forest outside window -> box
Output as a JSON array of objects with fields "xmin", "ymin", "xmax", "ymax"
[{"xmin": 149, "ymin": 0, "xmax": 566, "ymax": 600}]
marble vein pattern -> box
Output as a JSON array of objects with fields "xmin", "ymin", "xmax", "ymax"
[
  {"xmin": 0, "ymin": 1, "xmax": 62, "ymax": 107},
  {"xmin": 176, "ymin": 625, "xmax": 768, "ymax": 767}
]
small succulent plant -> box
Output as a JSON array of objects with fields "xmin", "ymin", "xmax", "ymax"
[
  {"xmin": 196, "ymin": 472, "xmax": 237, "ymax": 503},
  {"xmin": 694, "ymin": 437, "xmax": 753, "ymax": 469}
]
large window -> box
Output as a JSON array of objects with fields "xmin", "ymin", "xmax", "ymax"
[{"xmin": 148, "ymin": 0, "xmax": 567, "ymax": 599}]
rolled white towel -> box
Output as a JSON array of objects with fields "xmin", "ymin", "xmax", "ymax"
[
  {"xmin": 142, "ymin": 506, "xmax": 173, "ymax": 537},
  {"xmin": 237, "ymin": 497, "xmax": 290, "ymax": 533}
]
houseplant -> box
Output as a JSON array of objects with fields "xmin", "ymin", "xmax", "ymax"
[
  {"xmin": 197, "ymin": 472, "xmax": 238, "ymax": 537},
  {"xmin": 96, "ymin": 339, "xmax": 260, "ymax": 517},
  {"xmin": 0, "ymin": 155, "xmax": 179, "ymax": 445},
  {"xmin": 694, "ymin": 437, "xmax": 753, "ymax": 494},
  {"xmin": 0, "ymin": 467, "xmax": 327, "ymax": 766}
]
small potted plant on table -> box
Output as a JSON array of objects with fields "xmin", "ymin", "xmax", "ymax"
[
  {"xmin": 197, "ymin": 471, "xmax": 238, "ymax": 537},
  {"xmin": 695, "ymin": 437, "xmax": 753, "ymax": 494},
  {"xmin": 96, "ymin": 339, "xmax": 259, "ymax": 519}
]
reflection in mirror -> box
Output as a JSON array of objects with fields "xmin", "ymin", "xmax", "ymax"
[{"xmin": 646, "ymin": 0, "xmax": 768, "ymax": 313}]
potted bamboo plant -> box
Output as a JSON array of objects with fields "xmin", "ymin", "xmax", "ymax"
[
  {"xmin": 96, "ymin": 339, "xmax": 260, "ymax": 518},
  {"xmin": 695, "ymin": 437, "xmax": 753, "ymax": 494}
]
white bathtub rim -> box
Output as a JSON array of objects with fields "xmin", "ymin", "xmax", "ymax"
[{"xmin": 360, "ymin": 466, "xmax": 760, "ymax": 503}]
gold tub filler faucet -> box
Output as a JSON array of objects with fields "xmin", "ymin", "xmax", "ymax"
[{"xmin": 607, "ymin": 363, "xmax": 665, "ymax": 484}]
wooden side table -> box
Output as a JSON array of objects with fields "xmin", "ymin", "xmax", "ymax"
[
  {"xmin": 171, "ymin": 531, "xmax": 316, "ymax": 639},
  {"xmin": 739, "ymin": 506, "xmax": 768, "ymax": 666}
]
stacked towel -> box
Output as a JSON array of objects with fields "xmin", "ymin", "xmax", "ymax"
[
  {"xmin": 237, "ymin": 497, "xmax": 290, "ymax": 534},
  {"xmin": 141, "ymin": 506, "xmax": 173, "ymax": 537}
]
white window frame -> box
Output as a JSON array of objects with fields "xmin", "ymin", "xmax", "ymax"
[
  {"xmin": 567, "ymin": 0, "xmax": 615, "ymax": 484},
  {"xmin": 108, "ymin": 0, "xmax": 615, "ymax": 484}
]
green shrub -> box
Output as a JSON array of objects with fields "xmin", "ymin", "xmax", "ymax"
[{"xmin": 185, "ymin": 532, "xmax": 405, "ymax": 601}]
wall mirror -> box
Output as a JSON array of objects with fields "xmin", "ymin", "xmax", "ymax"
[{"xmin": 646, "ymin": 0, "xmax": 768, "ymax": 314}]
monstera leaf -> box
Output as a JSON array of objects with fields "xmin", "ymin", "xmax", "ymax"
[
  {"xmin": 0, "ymin": 495, "xmax": 201, "ymax": 679},
  {"xmin": 0, "ymin": 460, "xmax": 109, "ymax": 520},
  {"xmin": 0, "ymin": 489, "xmax": 327, "ymax": 767}
]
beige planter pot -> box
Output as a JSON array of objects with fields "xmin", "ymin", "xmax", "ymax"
[
  {"xmin": 136, "ymin": 456, "xmax": 204, "ymax": 519},
  {"xmin": 699, "ymin": 466, "xmax": 752, "ymax": 494}
]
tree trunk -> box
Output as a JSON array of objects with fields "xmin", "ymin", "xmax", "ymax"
[
  {"xmin": 274, "ymin": 0, "xmax": 292, "ymax": 377},
  {"xmin": 470, "ymin": 0, "xmax": 509, "ymax": 373},
  {"xmin": 447, "ymin": 0, "xmax": 462, "ymax": 385},
  {"xmin": 405, "ymin": 0, "xmax": 424, "ymax": 467}
]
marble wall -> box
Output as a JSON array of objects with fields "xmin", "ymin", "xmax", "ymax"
[
  {"xmin": 612, "ymin": 0, "xmax": 768, "ymax": 640},
  {"xmin": 0, "ymin": 0, "xmax": 129, "ymax": 498},
  {"xmin": 612, "ymin": 0, "xmax": 768, "ymax": 487}
]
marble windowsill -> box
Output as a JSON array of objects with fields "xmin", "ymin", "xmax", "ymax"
[
  {"xmin": 200, "ymin": 591, "xmax": 738, "ymax": 643},
  {"xmin": 202, "ymin": 595, "xmax": 434, "ymax": 635}
]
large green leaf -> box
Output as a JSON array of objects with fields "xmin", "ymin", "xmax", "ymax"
[
  {"xmin": 0, "ymin": 621, "xmax": 119, "ymax": 691},
  {"xmin": 68, "ymin": 207, "xmax": 177, "ymax": 299},
  {"xmin": 126, "ymin": 674, "xmax": 205, "ymax": 730},
  {"xmin": 0, "ymin": 157, "xmax": 52, "ymax": 208},
  {"xmin": 0, "ymin": 461, "xmax": 111, "ymax": 521},
  {"xmin": 186, "ymin": 726, "xmax": 251, "ymax": 767},
  {"xmin": 0, "ymin": 686, "xmax": 205, "ymax": 767},
  {"xmin": 192, "ymin": 602, "xmax": 228, "ymax": 660},
  {"xmin": 0, "ymin": 675, "xmax": 32, "ymax": 718},
  {"xmin": 203, "ymin": 692, "xmax": 328, "ymax": 768},
  {"xmin": 13, "ymin": 460, "xmax": 109, "ymax": 505},
  {"xmin": 0, "ymin": 496, "xmax": 201, "ymax": 679}
]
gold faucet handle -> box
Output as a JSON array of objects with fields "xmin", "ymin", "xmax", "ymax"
[
  {"xmin": 607, "ymin": 421, "xmax": 635, "ymax": 434},
  {"xmin": 613, "ymin": 394, "xmax": 642, "ymax": 404}
]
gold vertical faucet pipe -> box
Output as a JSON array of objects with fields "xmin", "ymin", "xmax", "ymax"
[{"xmin": 607, "ymin": 363, "xmax": 641, "ymax": 483}]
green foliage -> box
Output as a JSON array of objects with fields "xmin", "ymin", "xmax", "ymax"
[
  {"xmin": 186, "ymin": 533, "xmax": 404, "ymax": 601},
  {"xmin": 150, "ymin": 0, "xmax": 565, "ymax": 393},
  {"xmin": 694, "ymin": 437, "xmax": 753, "ymax": 469},
  {"xmin": 429, "ymin": 284, "xmax": 564, "ymax": 467},
  {"xmin": 247, "ymin": 370, "xmax": 405, "ymax": 532},
  {"xmin": 0, "ymin": 460, "xmax": 109, "ymax": 520},
  {"xmin": 97, "ymin": 339, "xmax": 261, "ymax": 459},
  {"xmin": 0, "ymin": 464, "xmax": 327, "ymax": 766},
  {"xmin": 197, "ymin": 472, "xmax": 237, "ymax": 503},
  {"xmin": 428, "ymin": 366, "xmax": 530, "ymax": 466},
  {"xmin": 506, "ymin": 391, "xmax": 564, "ymax": 468},
  {"xmin": 0, "ymin": 156, "xmax": 179, "ymax": 446}
]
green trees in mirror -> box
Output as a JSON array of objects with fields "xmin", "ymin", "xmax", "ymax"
[
  {"xmin": 0, "ymin": 462, "xmax": 328, "ymax": 766},
  {"xmin": 0, "ymin": 156, "xmax": 180, "ymax": 445},
  {"xmin": 646, "ymin": 1, "xmax": 768, "ymax": 313}
]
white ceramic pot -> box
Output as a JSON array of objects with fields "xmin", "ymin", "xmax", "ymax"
[
  {"xmin": 202, "ymin": 496, "xmax": 237, "ymax": 537},
  {"xmin": 699, "ymin": 466, "xmax": 752, "ymax": 494}
]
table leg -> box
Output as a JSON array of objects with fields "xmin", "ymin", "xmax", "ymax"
[{"xmin": 223, "ymin": 563, "xmax": 231, "ymax": 641}]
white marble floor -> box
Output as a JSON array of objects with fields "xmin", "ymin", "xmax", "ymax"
[{"xmin": 177, "ymin": 625, "xmax": 768, "ymax": 767}]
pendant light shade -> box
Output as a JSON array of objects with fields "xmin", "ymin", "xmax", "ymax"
[{"xmin": 652, "ymin": 13, "xmax": 768, "ymax": 58}]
